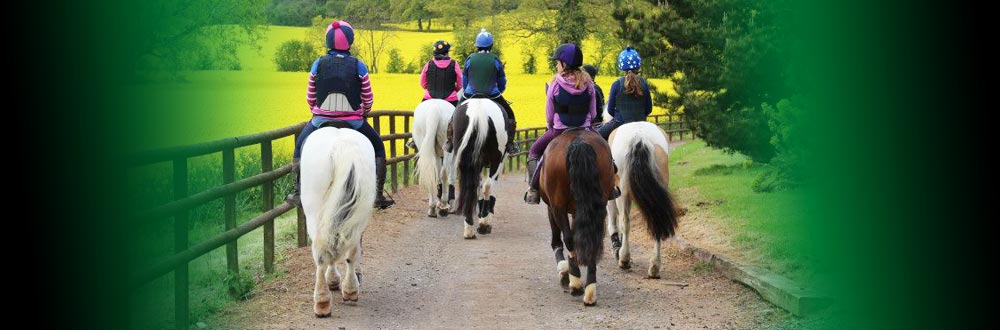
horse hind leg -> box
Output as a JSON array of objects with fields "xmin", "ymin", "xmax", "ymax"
[
  {"xmin": 618, "ymin": 198, "xmax": 633, "ymax": 269},
  {"xmin": 648, "ymin": 238, "xmax": 662, "ymax": 279},
  {"xmin": 341, "ymin": 246, "xmax": 361, "ymax": 302},
  {"xmin": 583, "ymin": 260, "xmax": 598, "ymax": 306},
  {"xmin": 312, "ymin": 256, "xmax": 333, "ymax": 317},
  {"xmin": 550, "ymin": 209, "xmax": 570, "ymax": 288},
  {"xmin": 427, "ymin": 186, "xmax": 439, "ymax": 218},
  {"xmin": 437, "ymin": 158, "xmax": 450, "ymax": 217},
  {"xmin": 608, "ymin": 199, "xmax": 622, "ymax": 261},
  {"xmin": 477, "ymin": 167, "xmax": 499, "ymax": 235}
]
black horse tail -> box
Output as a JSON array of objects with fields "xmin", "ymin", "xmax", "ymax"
[
  {"xmin": 567, "ymin": 139, "xmax": 607, "ymax": 266},
  {"xmin": 627, "ymin": 141, "xmax": 679, "ymax": 241}
]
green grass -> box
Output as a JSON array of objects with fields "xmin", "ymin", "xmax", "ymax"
[{"xmin": 670, "ymin": 140, "xmax": 811, "ymax": 284}]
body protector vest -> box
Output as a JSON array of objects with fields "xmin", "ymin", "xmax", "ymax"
[
  {"xmin": 315, "ymin": 54, "xmax": 362, "ymax": 113},
  {"xmin": 554, "ymin": 85, "xmax": 592, "ymax": 128},
  {"xmin": 614, "ymin": 76, "xmax": 650, "ymax": 122},
  {"xmin": 426, "ymin": 60, "xmax": 457, "ymax": 99},
  {"xmin": 467, "ymin": 53, "xmax": 499, "ymax": 95}
]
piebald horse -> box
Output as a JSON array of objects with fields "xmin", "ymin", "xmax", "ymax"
[
  {"xmin": 450, "ymin": 98, "xmax": 508, "ymax": 239},
  {"xmin": 300, "ymin": 127, "xmax": 376, "ymax": 317},
  {"xmin": 412, "ymin": 99, "xmax": 457, "ymax": 217},
  {"xmin": 539, "ymin": 128, "xmax": 615, "ymax": 306},
  {"xmin": 607, "ymin": 122, "xmax": 680, "ymax": 278}
]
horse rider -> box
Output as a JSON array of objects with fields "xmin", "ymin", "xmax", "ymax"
[
  {"xmin": 597, "ymin": 47, "xmax": 653, "ymax": 140},
  {"xmin": 445, "ymin": 28, "xmax": 518, "ymax": 155},
  {"xmin": 286, "ymin": 20, "xmax": 395, "ymax": 210},
  {"xmin": 523, "ymin": 43, "xmax": 598, "ymax": 204}
]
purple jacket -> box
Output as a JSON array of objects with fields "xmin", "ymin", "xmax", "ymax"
[{"xmin": 546, "ymin": 74, "xmax": 597, "ymax": 129}]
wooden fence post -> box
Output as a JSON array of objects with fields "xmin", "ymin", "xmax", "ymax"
[
  {"xmin": 173, "ymin": 158, "xmax": 188, "ymax": 330},
  {"xmin": 261, "ymin": 141, "xmax": 274, "ymax": 273},
  {"xmin": 223, "ymin": 148, "xmax": 238, "ymax": 275}
]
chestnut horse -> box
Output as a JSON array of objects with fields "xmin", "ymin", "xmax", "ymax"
[{"xmin": 538, "ymin": 128, "xmax": 616, "ymax": 306}]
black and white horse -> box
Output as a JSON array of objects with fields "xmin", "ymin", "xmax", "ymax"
[{"xmin": 450, "ymin": 99, "xmax": 508, "ymax": 239}]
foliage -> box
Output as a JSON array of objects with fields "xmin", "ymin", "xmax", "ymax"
[
  {"xmin": 274, "ymin": 40, "xmax": 319, "ymax": 72},
  {"xmin": 345, "ymin": 0, "xmax": 395, "ymax": 73},
  {"xmin": 391, "ymin": 0, "xmax": 435, "ymax": 31},
  {"xmin": 613, "ymin": 0, "xmax": 793, "ymax": 162},
  {"xmin": 132, "ymin": 0, "xmax": 267, "ymax": 77},
  {"xmin": 427, "ymin": 0, "xmax": 493, "ymax": 29},
  {"xmin": 386, "ymin": 48, "xmax": 407, "ymax": 73},
  {"xmin": 225, "ymin": 268, "xmax": 256, "ymax": 301},
  {"xmin": 522, "ymin": 50, "xmax": 537, "ymax": 74},
  {"xmin": 266, "ymin": 0, "xmax": 322, "ymax": 26},
  {"xmin": 555, "ymin": 0, "xmax": 587, "ymax": 44},
  {"xmin": 753, "ymin": 97, "xmax": 804, "ymax": 192}
]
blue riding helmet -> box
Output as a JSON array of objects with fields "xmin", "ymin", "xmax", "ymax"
[
  {"xmin": 617, "ymin": 46, "xmax": 642, "ymax": 71},
  {"xmin": 475, "ymin": 28, "xmax": 494, "ymax": 48}
]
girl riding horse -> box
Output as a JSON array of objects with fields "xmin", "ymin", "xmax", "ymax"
[
  {"xmin": 287, "ymin": 20, "xmax": 394, "ymax": 210},
  {"xmin": 524, "ymin": 43, "xmax": 597, "ymax": 204},
  {"xmin": 597, "ymin": 47, "xmax": 653, "ymax": 140},
  {"xmin": 420, "ymin": 40, "xmax": 463, "ymax": 107}
]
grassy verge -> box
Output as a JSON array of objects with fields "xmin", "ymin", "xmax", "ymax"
[{"xmin": 669, "ymin": 140, "xmax": 812, "ymax": 285}]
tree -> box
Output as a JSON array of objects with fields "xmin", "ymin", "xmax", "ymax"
[
  {"xmin": 555, "ymin": 0, "xmax": 587, "ymax": 44},
  {"xmin": 427, "ymin": 0, "xmax": 492, "ymax": 29},
  {"xmin": 345, "ymin": 0, "xmax": 395, "ymax": 73},
  {"xmin": 130, "ymin": 0, "xmax": 267, "ymax": 77},
  {"xmin": 266, "ymin": 0, "xmax": 323, "ymax": 26},
  {"xmin": 392, "ymin": 0, "xmax": 435, "ymax": 32},
  {"xmin": 613, "ymin": 0, "xmax": 792, "ymax": 162}
]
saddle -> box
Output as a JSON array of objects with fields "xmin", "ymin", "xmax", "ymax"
[{"xmin": 317, "ymin": 119, "xmax": 352, "ymax": 129}]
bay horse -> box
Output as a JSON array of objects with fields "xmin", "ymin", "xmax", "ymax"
[
  {"xmin": 539, "ymin": 128, "xmax": 616, "ymax": 306},
  {"xmin": 450, "ymin": 98, "xmax": 508, "ymax": 239},
  {"xmin": 607, "ymin": 122, "xmax": 680, "ymax": 278},
  {"xmin": 411, "ymin": 99, "xmax": 456, "ymax": 218},
  {"xmin": 300, "ymin": 126, "xmax": 377, "ymax": 317}
]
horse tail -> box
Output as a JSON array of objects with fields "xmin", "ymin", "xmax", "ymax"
[
  {"xmin": 311, "ymin": 132, "xmax": 376, "ymax": 264},
  {"xmin": 567, "ymin": 139, "xmax": 607, "ymax": 266},
  {"xmin": 416, "ymin": 103, "xmax": 443, "ymax": 198},
  {"xmin": 454, "ymin": 103, "xmax": 491, "ymax": 219},
  {"xmin": 625, "ymin": 138, "xmax": 678, "ymax": 241}
]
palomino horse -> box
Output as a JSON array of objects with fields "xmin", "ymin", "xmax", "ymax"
[
  {"xmin": 607, "ymin": 122, "xmax": 680, "ymax": 278},
  {"xmin": 412, "ymin": 99, "xmax": 456, "ymax": 217},
  {"xmin": 450, "ymin": 98, "xmax": 508, "ymax": 239},
  {"xmin": 300, "ymin": 126, "xmax": 377, "ymax": 317},
  {"xmin": 539, "ymin": 128, "xmax": 616, "ymax": 306}
]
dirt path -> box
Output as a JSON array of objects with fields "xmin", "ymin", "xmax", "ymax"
[{"xmin": 212, "ymin": 142, "xmax": 781, "ymax": 329}]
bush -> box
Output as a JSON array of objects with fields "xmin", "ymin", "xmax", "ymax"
[
  {"xmin": 752, "ymin": 97, "xmax": 803, "ymax": 192},
  {"xmin": 404, "ymin": 58, "xmax": 423, "ymax": 74},
  {"xmin": 386, "ymin": 48, "xmax": 406, "ymax": 73},
  {"xmin": 522, "ymin": 51, "xmax": 537, "ymax": 74},
  {"xmin": 274, "ymin": 40, "xmax": 318, "ymax": 72}
]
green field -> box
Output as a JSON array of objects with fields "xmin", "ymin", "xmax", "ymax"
[
  {"xmin": 669, "ymin": 140, "xmax": 810, "ymax": 283},
  {"xmin": 127, "ymin": 25, "xmax": 675, "ymax": 151}
]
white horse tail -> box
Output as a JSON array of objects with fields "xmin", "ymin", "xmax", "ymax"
[
  {"xmin": 415, "ymin": 101, "xmax": 444, "ymax": 199},
  {"xmin": 302, "ymin": 129, "xmax": 376, "ymax": 263}
]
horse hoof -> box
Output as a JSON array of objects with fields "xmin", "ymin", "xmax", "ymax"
[
  {"xmin": 584, "ymin": 301, "xmax": 597, "ymax": 307},
  {"xmin": 329, "ymin": 282, "xmax": 340, "ymax": 291},
  {"xmin": 314, "ymin": 301, "xmax": 332, "ymax": 318},
  {"xmin": 438, "ymin": 208, "xmax": 449, "ymax": 217},
  {"xmin": 427, "ymin": 211, "xmax": 438, "ymax": 218},
  {"xmin": 342, "ymin": 291, "xmax": 358, "ymax": 302},
  {"xmin": 647, "ymin": 274, "xmax": 661, "ymax": 279},
  {"xmin": 477, "ymin": 224, "xmax": 492, "ymax": 235},
  {"xmin": 570, "ymin": 288, "xmax": 584, "ymax": 296},
  {"xmin": 464, "ymin": 234, "xmax": 477, "ymax": 240},
  {"xmin": 619, "ymin": 260, "xmax": 632, "ymax": 269},
  {"xmin": 647, "ymin": 265, "xmax": 660, "ymax": 279}
]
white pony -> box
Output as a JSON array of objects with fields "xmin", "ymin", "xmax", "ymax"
[
  {"xmin": 300, "ymin": 127, "xmax": 376, "ymax": 317},
  {"xmin": 411, "ymin": 99, "xmax": 456, "ymax": 217},
  {"xmin": 607, "ymin": 121, "xmax": 680, "ymax": 279}
]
